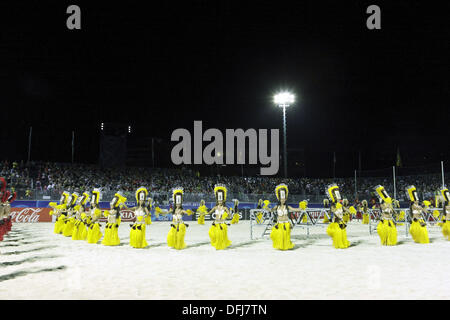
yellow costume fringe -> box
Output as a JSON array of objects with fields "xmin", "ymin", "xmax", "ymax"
[
  {"xmin": 377, "ymin": 220, "xmax": 397, "ymax": 246},
  {"xmin": 441, "ymin": 220, "xmax": 450, "ymax": 240},
  {"xmin": 409, "ymin": 219, "xmax": 429, "ymax": 244},
  {"xmin": 270, "ymin": 222, "xmax": 294, "ymax": 250},
  {"xmin": 130, "ymin": 216, "xmax": 148, "ymax": 248},
  {"xmin": 86, "ymin": 222, "xmax": 102, "ymax": 244},
  {"xmin": 167, "ymin": 223, "xmax": 187, "ymax": 250},
  {"xmin": 209, "ymin": 223, "xmax": 232, "ymax": 250},
  {"xmin": 326, "ymin": 222, "xmax": 350, "ymax": 249},
  {"xmin": 101, "ymin": 218, "xmax": 121, "ymax": 246}
]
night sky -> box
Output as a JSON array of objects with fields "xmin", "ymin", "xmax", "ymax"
[{"xmin": 1, "ymin": 1, "xmax": 449, "ymax": 177}]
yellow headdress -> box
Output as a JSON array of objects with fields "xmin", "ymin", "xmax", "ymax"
[
  {"xmin": 172, "ymin": 187, "xmax": 184, "ymax": 205},
  {"xmin": 441, "ymin": 188, "xmax": 450, "ymax": 203},
  {"xmin": 214, "ymin": 184, "xmax": 227, "ymax": 203},
  {"xmin": 136, "ymin": 187, "xmax": 148, "ymax": 203},
  {"xmin": 326, "ymin": 184, "xmax": 341, "ymax": 204},
  {"xmin": 60, "ymin": 191, "xmax": 70, "ymax": 205},
  {"xmin": 111, "ymin": 191, "xmax": 127, "ymax": 208},
  {"xmin": 275, "ymin": 184, "xmax": 288, "ymax": 201},
  {"xmin": 68, "ymin": 192, "xmax": 79, "ymax": 207},
  {"xmin": 79, "ymin": 192, "xmax": 90, "ymax": 206},
  {"xmin": 375, "ymin": 185, "xmax": 392, "ymax": 204},
  {"xmin": 91, "ymin": 188, "xmax": 101, "ymax": 205},
  {"xmin": 323, "ymin": 198, "xmax": 330, "ymax": 208},
  {"xmin": 406, "ymin": 185, "xmax": 418, "ymax": 202},
  {"xmin": 361, "ymin": 199, "xmax": 368, "ymax": 207}
]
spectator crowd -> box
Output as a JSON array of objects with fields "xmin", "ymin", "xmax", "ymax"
[{"xmin": 1, "ymin": 160, "xmax": 448, "ymax": 203}]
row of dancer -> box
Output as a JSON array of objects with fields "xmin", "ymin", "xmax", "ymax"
[
  {"xmin": 49, "ymin": 182, "xmax": 450, "ymax": 251},
  {"xmin": 49, "ymin": 184, "xmax": 240, "ymax": 250}
]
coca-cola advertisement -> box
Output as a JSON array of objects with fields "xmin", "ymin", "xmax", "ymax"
[{"xmin": 10, "ymin": 207, "xmax": 52, "ymax": 223}]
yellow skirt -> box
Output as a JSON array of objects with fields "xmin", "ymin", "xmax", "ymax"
[
  {"xmin": 145, "ymin": 215, "xmax": 152, "ymax": 225},
  {"xmin": 409, "ymin": 220, "xmax": 429, "ymax": 244},
  {"xmin": 71, "ymin": 220, "xmax": 87, "ymax": 240},
  {"xmin": 62, "ymin": 217, "xmax": 75, "ymax": 237},
  {"xmin": 231, "ymin": 213, "xmax": 240, "ymax": 224},
  {"xmin": 270, "ymin": 222, "xmax": 294, "ymax": 250},
  {"xmin": 441, "ymin": 221, "xmax": 450, "ymax": 240},
  {"xmin": 197, "ymin": 214, "xmax": 205, "ymax": 225},
  {"xmin": 326, "ymin": 222, "xmax": 350, "ymax": 249},
  {"xmin": 86, "ymin": 222, "xmax": 102, "ymax": 244},
  {"xmin": 167, "ymin": 223, "xmax": 187, "ymax": 250},
  {"xmin": 362, "ymin": 213, "xmax": 370, "ymax": 224},
  {"xmin": 54, "ymin": 215, "xmax": 66, "ymax": 234},
  {"xmin": 377, "ymin": 220, "xmax": 397, "ymax": 246},
  {"xmin": 130, "ymin": 223, "xmax": 148, "ymax": 248},
  {"xmin": 209, "ymin": 223, "xmax": 232, "ymax": 250},
  {"xmin": 342, "ymin": 213, "xmax": 350, "ymax": 223},
  {"xmin": 102, "ymin": 221, "xmax": 121, "ymax": 246},
  {"xmin": 323, "ymin": 214, "xmax": 330, "ymax": 223}
]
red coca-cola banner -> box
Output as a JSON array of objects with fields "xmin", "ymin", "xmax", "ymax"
[{"xmin": 10, "ymin": 207, "xmax": 52, "ymax": 223}]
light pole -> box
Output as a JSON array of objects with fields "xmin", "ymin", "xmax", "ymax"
[{"xmin": 274, "ymin": 92, "xmax": 295, "ymax": 178}]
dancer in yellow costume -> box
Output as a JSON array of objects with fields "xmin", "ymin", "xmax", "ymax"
[
  {"xmin": 49, "ymin": 191, "xmax": 70, "ymax": 234},
  {"xmin": 407, "ymin": 185, "xmax": 429, "ymax": 244},
  {"xmin": 72, "ymin": 192, "xmax": 90, "ymax": 240},
  {"xmin": 299, "ymin": 200, "xmax": 309, "ymax": 223},
  {"xmin": 341, "ymin": 199, "xmax": 356, "ymax": 223},
  {"xmin": 207, "ymin": 184, "xmax": 232, "ymax": 250},
  {"xmin": 322, "ymin": 199, "xmax": 330, "ymax": 223},
  {"xmin": 325, "ymin": 184, "xmax": 350, "ymax": 249},
  {"xmin": 156, "ymin": 187, "xmax": 193, "ymax": 250},
  {"xmin": 440, "ymin": 188, "xmax": 450, "ymax": 240},
  {"xmin": 230, "ymin": 199, "xmax": 240, "ymax": 224},
  {"xmin": 359, "ymin": 200, "xmax": 370, "ymax": 224},
  {"xmin": 255, "ymin": 199, "xmax": 264, "ymax": 224},
  {"xmin": 196, "ymin": 200, "xmax": 208, "ymax": 225},
  {"xmin": 129, "ymin": 187, "xmax": 151, "ymax": 248},
  {"xmin": 374, "ymin": 185, "xmax": 397, "ymax": 246},
  {"xmin": 102, "ymin": 191, "xmax": 126, "ymax": 246},
  {"xmin": 62, "ymin": 192, "xmax": 78, "ymax": 237},
  {"xmin": 86, "ymin": 188, "xmax": 104, "ymax": 244},
  {"xmin": 270, "ymin": 184, "xmax": 302, "ymax": 250}
]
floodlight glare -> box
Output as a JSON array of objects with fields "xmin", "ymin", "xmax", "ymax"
[{"xmin": 274, "ymin": 92, "xmax": 295, "ymax": 106}]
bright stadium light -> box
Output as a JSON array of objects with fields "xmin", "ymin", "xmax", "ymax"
[
  {"xmin": 128, "ymin": 125, "xmax": 131, "ymax": 133},
  {"xmin": 101, "ymin": 122, "xmax": 104, "ymax": 131},
  {"xmin": 274, "ymin": 91, "xmax": 296, "ymax": 178},
  {"xmin": 274, "ymin": 92, "xmax": 295, "ymax": 107}
]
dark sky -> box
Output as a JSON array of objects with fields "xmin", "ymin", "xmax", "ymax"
[{"xmin": 1, "ymin": 0, "xmax": 449, "ymax": 177}]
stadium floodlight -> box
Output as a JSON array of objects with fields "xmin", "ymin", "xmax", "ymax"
[
  {"xmin": 274, "ymin": 91, "xmax": 295, "ymax": 178},
  {"xmin": 274, "ymin": 92, "xmax": 295, "ymax": 107},
  {"xmin": 128, "ymin": 125, "xmax": 131, "ymax": 133},
  {"xmin": 101, "ymin": 122, "xmax": 104, "ymax": 131}
]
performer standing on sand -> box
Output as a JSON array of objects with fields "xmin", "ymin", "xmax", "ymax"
[
  {"xmin": 71, "ymin": 192, "xmax": 90, "ymax": 240},
  {"xmin": 129, "ymin": 187, "xmax": 151, "ymax": 248},
  {"xmin": 374, "ymin": 185, "xmax": 398, "ymax": 246},
  {"xmin": 101, "ymin": 191, "xmax": 127, "ymax": 246},
  {"xmin": 325, "ymin": 184, "xmax": 350, "ymax": 249},
  {"xmin": 86, "ymin": 188, "xmax": 104, "ymax": 244},
  {"xmin": 269, "ymin": 184, "xmax": 302, "ymax": 251},
  {"xmin": 156, "ymin": 187, "xmax": 193, "ymax": 250},
  {"xmin": 49, "ymin": 191, "xmax": 70, "ymax": 235},
  {"xmin": 406, "ymin": 185, "xmax": 429, "ymax": 244},
  {"xmin": 207, "ymin": 184, "xmax": 232, "ymax": 250},
  {"xmin": 439, "ymin": 188, "xmax": 450, "ymax": 240}
]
